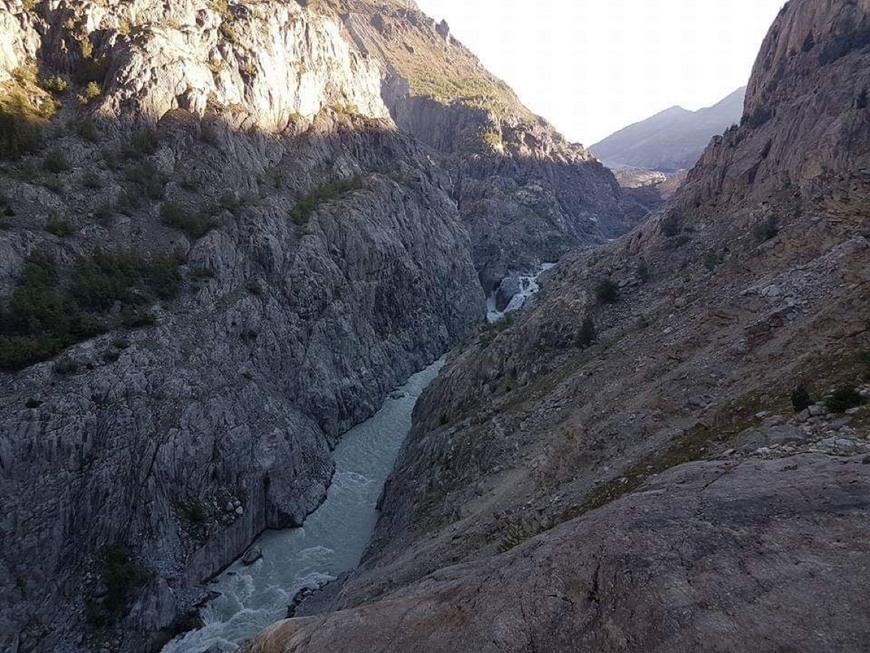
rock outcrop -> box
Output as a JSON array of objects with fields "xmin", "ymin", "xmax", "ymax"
[
  {"xmin": 246, "ymin": 454, "xmax": 870, "ymax": 653},
  {"xmin": 245, "ymin": 0, "xmax": 870, "ymax": 649}
]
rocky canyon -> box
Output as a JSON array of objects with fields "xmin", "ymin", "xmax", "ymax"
[{"xmin": 0, "ymin": 0, "xmax": 868, "ymax": 652}]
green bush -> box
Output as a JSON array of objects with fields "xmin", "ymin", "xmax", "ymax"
[
  {"xmin": 74, "ymin": 118, "xmax": 99, "ymax": 142},
  {"xmin": 826, "ymin": 385, "xmax": 865, "ymax": 413},
  {"xmin": 753, "ymin": 217, "xmax": 779, "ymax": 242},
  {"xmin": 41, "ymin": 76, "xmax": 68, "ymax": 94},
  {"xmin": 595, "ymin": 279, "xmax": 620, "ymax": 304},
  {"xmin": 127, "ymin": 128, "xmax": 159, "ymax": 157},
  {"xmin": 291, "ymin": 178, "xmax": 363, "ymax": 226},
  {"xmin": 790, "ymin": 385, "xmax": 813, "ymax": 413},
  {"xmin": 160, "ymin": 201, "xmax": 215, "ymax": 239}
]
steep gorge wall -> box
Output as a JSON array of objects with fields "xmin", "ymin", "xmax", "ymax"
[{"xmin": 0, "ymin": 1, "xmax": 482, "ymax": 651}]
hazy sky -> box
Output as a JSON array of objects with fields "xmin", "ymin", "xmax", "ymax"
[{"xmin": 414, "ymin": 0, "xmax": 786, "ymax": 146}]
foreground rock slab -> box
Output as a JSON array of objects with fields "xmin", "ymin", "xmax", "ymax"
[{"xmin": 245, "ymin": 454, "xmax": 870, "ymax": 653}]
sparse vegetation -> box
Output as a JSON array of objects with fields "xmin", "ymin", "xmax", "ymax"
[
  {"xmin": 0, "ymin": 251, "xmax": 181, "ymax": 370},
  {"xmin": 43, "ymin": 148, "xmax": 69, "ymax": 173},
  {"xmin": 291, "ymin": 178, "xmax": 364, "ymax": 226},
  {"xmin": 595, "ymin": 278, "xmax": 620, "ymax": 304},
  {"xmin": 73, "ymin": 118, "xmax": 99, "ymax": 142},
  {"xmin": 127, "ymin": 128, "xmax": 159, "ymax": 157},
  {"xmin": 85, "ymin": 544, "xmax": 153, "ymax": 627},
  {"xmin": 41, "ymin": 76, "xmax": 68, "ymax": 95},
  {"xmin": 660, "ymin": 213, "xmax": 682, "ymax": 238},
  {"xmin": 702, "ymin": 250, "xmax": 724, "ymax": 272},
  {"xmin": 636, "ymin": 260, "xmax": 650, "ymax": 283},
  {"xmin": 45, "ymin": 213, "xmax": 72, "ymax": 237},
  {"xmin": 826, "ymin": 385, "xmax": 865, "ymax": 413},
  {"xmin": 0, "ymin": 91, "xmax": 44, "ymax": 158},
  {"xmin": 160, "ymin": 201, "xmax": 215, "ymax": 239},
  {"xmin": 76, "ymin": 81, "xmax": 101, "ymax": 105}
]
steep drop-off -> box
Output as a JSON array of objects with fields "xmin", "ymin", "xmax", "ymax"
[
  {"xmin": 0, "ymin": 1, "xmax": 486, "ymax": 651},
  {"xmin": 247, "ymin": 0, "xmax": 870, "ymax": 650}
]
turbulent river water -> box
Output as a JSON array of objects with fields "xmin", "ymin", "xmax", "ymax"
[
  {"xmin": 162, "ymin": 360, "xmax": 445, "ymax": 653},
  {"xmin": 486, "ymin": 263, "xmax": 556, "ymax": 324}
]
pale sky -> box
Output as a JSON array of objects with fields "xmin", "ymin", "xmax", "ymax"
[{"xmin": 414, "ymin": 0, "xmax": 786, "ymax": 146}]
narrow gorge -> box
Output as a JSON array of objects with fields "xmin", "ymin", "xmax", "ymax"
[{"xmin": 2, "ymin": 0, "xmax": 869, "ymax": 652}]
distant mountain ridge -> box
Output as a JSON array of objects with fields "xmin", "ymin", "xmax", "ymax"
[{"xmin": 591, "ymin": 87, "xmax": 746, "ymax": 173}]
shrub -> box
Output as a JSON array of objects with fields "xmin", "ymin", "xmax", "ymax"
[
  {"xmin": 53, "ymin": 358, "xmax": 79, "ymax": 375},
  {"xmin": 24, "ymin": 398, "xmax": 41, "ymax": 409},
  {"xmin": 43, "ymin": 148, "xmax": 69, "ymax": 173},
  {"xmin": 74, "ymin": 118, "xmax": 99, "ymax": 142},
  {"xmin": 86, "ymin": 544, "xmax": 153, "ymax": 627},
  {"xmin": 860, "ymin": 350, "xmax": 870, "ymax": 379},
  {"xmin": 41, "ymin": 75, "xmax": 69, "ymax": 94},
  {"xmin": 76, "ymin": 81, "xmax": 101, "ymax": 105},
  {"xmin": 124, "ymin": 163, "xmax": 166, "ymax": 200},
  {"xmin": 178, "ymin": 501, "xmax": 207, "ymax": 524},
  {"xmin": 595, "ymin": 279, "xmax": 620, "ymax": 304},
  {"xmin": 160, "ymin": 201, "xmax": 215, "ymax": 239},
  {"xmin": 46, "ymin": 213, "xmax": 72, "ymax": 237},
  {"xmin": 753, "ymin": 216, "xmax": 779, "ymax": 242},
  {"xmin": 291, "ymin": 178, "xmax": 363, "ymax": 226},
  {"xmin": 575, "ymin": 317, "xmax": 596, "ymax": 349},
  {"xmin": 826, "ymin": 385, "xmax": 865, "ymax": 413},
  {"xmin": 0, "ymin": 92, "xmax": 43, "ymax": 158},
  {"xmin": 702, "ymin": 250, "xmax": 724, "ymax": 272},
  {"xmin": 790, "ymin": 385, "xmax": 813, "ymax": 413},
  {"xmin": 128, "ymin": 128, "xmax": 159, "ymax": 157},
  {"xmin": 82, "ymin": 171, "xmax": 102, "ymax": 189}
]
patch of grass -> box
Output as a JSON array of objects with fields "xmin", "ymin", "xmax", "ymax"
[
  {"xmin": 290, "ymin": 177, "xmax": 363, "ymax": 226},
  {"xmin": 595, "ymin": 278, "xmax": 620, "ymax": 304},
  {"xmin": 160, "ymin": 201, "xmax": 215, "ymax": 239}
]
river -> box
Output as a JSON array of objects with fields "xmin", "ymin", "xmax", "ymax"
[{"xmin": 162, "ymin": 359, "xmax": 445, "ymax": 652}]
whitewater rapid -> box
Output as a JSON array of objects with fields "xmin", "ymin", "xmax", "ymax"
[
  {"xmin": 486, "ymin": 263, "xmax": 556, "ymax": 324},
  {"xmin": 162, "ymin": 360, "xmax": 445, "ymax": 652}
]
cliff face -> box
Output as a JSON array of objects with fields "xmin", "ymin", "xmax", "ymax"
[
  {"xmin": 0, "ymin": 1, "xmax": 484, "ymax": 650},
  {"xmin": 675, "ymin": 0, "xmax": 870, "ymax": 210},
  {"xmin": 335, "ymin": 0, "xmax": 644, "ymax": 289},
  {"xmin": 246, "ymin": 0, "xmax": 870, "ymax": 650}
]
